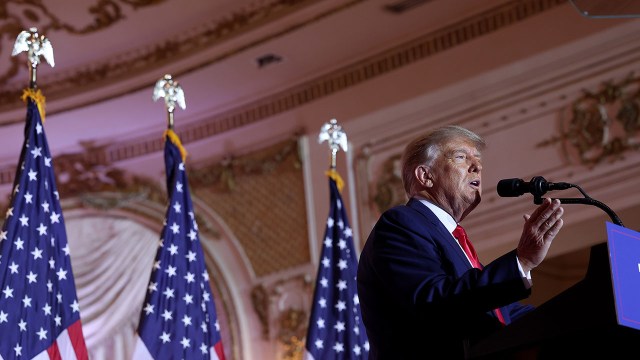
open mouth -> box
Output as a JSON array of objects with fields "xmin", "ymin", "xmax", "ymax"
[{"xmin": 470, "ymin": 180, "xmax": 480, "ymax": 188}]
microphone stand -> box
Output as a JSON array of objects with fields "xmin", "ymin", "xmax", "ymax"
[{"xmin": 532, "ymin": 183, "xmax": 624, "ymax": 227}]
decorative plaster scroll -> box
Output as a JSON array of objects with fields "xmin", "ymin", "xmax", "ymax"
[
  {"xmin": 538, "ymin": 73, "xmax": 640, "ymax": 167},
  {"xmin": 249, "ymin": 273, "xmax": 312, "ymax": 358}
]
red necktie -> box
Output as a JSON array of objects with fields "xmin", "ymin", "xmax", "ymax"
[{"xmin": 453, "ymin": 225, "xmax": 507, "ymax": 326}]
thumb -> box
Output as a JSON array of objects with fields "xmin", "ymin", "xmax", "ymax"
[{"xmin": 523, "ymin": 214, "xmax": 531, "ymax": 221}]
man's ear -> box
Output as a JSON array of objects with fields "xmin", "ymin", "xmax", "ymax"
[{"xmin": 415, "ymin": 165, "xmax": 432, "ymax": 188}]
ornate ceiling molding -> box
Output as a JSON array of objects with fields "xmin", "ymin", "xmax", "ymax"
[
  {"xmin": 0, "ymin": 0, "xmax": 564, "ymax": 179},
  {"xmin": 0, "ymin": 0, "xmax": 359, "ymax": 120}
]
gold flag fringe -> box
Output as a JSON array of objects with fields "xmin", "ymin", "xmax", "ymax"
[
  {"xmin": 164, "ymin": 129, "xmax": 188, "ymax": 162},
  {"xmin": 21, "ymin": 88, "xmax": 46, "ymax": 122},
  {"xmin": 325, "ymin": 169, "xmax": 344, "ymax": 193}
]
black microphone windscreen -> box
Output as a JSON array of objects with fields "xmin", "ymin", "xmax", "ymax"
[{"xmin": 497, "ymin": 178, "xmax": 525, "ymax": 197}]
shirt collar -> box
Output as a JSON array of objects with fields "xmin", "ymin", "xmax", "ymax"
[{"xmin": 414, "ymin": 197, "xmax": 458, "ymax": 233}]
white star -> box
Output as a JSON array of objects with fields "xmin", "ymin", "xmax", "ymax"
[
  {"xmin": 324, "ymin": 236, "xmax": 333, "ymax": 247},
  {"xmin": 327, "ymin": 217, "xmax": 334, "ymax": 228},
  {"xmin": 344, "ymin": 227, "xmax": 353, "ymax": 238},
  {"xmin": 3, "ymin": 286, "xmax": 14, "ymax": 299},
  {"xmin": 18, "ymin": 319, "xmax": 27, "ymax": 331},
  {"xmin": 336, "ymin": 279, "xmax": 347, "ymax": 291},
  {"xmin": 47, "ymin": 280, "xmax": 53, "ymax": 292},
  {"xmin": 14, "ymin": 343, "xmax": 21, "ymax": 356},
  {"xmin": 41, "ymin": 201, "xmax": 50, "ymax": 213},
  {"xmin": 148, "ymin": 282, "xmax": 158, "ymax": 293},
  {"xmin": 337, "ymin": 219, "xmax": 344, "ymax": 229},
  {"xmin": 353, "ymin": 344, "xmax": 362, "ymax": 355},
  {"xmin": 186, "ymin": 251, "xmax": 196, "ymax": 262},
  {"xmin": 37, "ymin": 327, "xmax": 48, "ymax": 340},
  {"xmin": 338, "ymin": 259, "xmax": 348, "ymax": 270},
  {"xmin": 187, "ymin": 229, "xmax": 197, "ymax": 241},
  {"xmin": 31, "ymin": 146, "xmax": 42, "ymax": 158},
  {"xmin": 24, "ymin": 192, "xmax": 33, "ymax": 203},
  {"xmin": 316, "ymin": 318, "xmax": 325, "ymax": 329},
  {"xmin": 42, "ymin": 303, "xmax": 52, "ymax": 316},
  {"xmin": 49, "ymin": 257, "xmax": 55, "ymax": 269},
  {"xmin": 364, "ymin": 341, "xmax": 370, "ymax": 351},
  {"xmin": 179, "ymin": 162, "xmax": 185, "ymax": 171},
  {"xmin": 44, "ymin": 156, "xmax": 51, "ymax": 167},
  {"xmin": 5, "ymin": 207, "xmax": 13, "ymax": 219},
  {"xmin": 163, "ymin": 288, "xmax": 175, "ymax": 299},
  {"xmin": 161, "ymin": 310, "xmax": 173, "ymax": 321},
  {"xmin": 168, "ymin": 244, "xmax": 179, "ymax": 255},
  {"xmin": 50, "ymin": 211, "xmax": 60, "ymax": 223},
  {"xmin": 184, "ymin": 272, "xmax": 195, "ymax": 283},
  {"xmin": 144, "ymin": 303, "xmax": 154, "ymax": 315},
  {"xmin": 315, "ymin": 339, "xmax": 324, "ymax": 349},
  {"xmin": 170, "ymin": 222, "xmax": 180, "ymax": 234},
  {"xmin": 335, "ymin": 300, "xmax": 347, "ymax": 312},
  {"xmin": 181, "ymin": 337, "xmax": 190, "ymax": 349},
  {"xmin": 322, "ymin": 257, "xmax": 330, "ymax": 268},
  {"xmin": 18, "ymin": 214, "xmax": 29, "ymax": 226},
  {"xmin": 27, "ymin": 271, "xmax": 37, "ymax": 283},
  {"xmin": 57, "ymin": 292, "xmax": 62, "ymax": 303},
  {"xmin": 165, "ymin": 265, "xmax": 177, "ymax": 277},
  {"xmin": 70, "ymin": 300, "xmax": 80, "ymax": 313},
  {"xmin": 338, "ymin": 239, "xmax": 347, "ymax": 249},
  {"xmin": 318, "ymin": 298, "xmax": 327, "ymax": 308},
  {"xmin": 334, "ymin": 321, "xmax": 346, "ymax": 332},
  {"xmin": 36, "ymin": 223, "xmax": 47, "ymax": 235},
  {"xmin": 28, "ymin": 169, "xmax": 37, "ymax": 181},
  {"xmin": 354, "ymin": 294, "xmax": 360, "ymax": 305},
  {"xmin": 173, "ymin": 201, "xmax": 181, "ymax": 213},
  {"xmin": 184, "ymin": 293, "xmax": 194, "ymax": 305},
  {"xmin": 159, "ymin": 332, "xmax": 171, "ymax": 343},
  {"xmin": 176, "ymin": 182, "xmax": 183, "ymax": 192},
  {"xmin": 36, "ymin": 123, "xmax": 43, "ymax": 134},
  {"xmin": 9, "ymin": 262, "xmax": 18, "ymax": 274},
  {"xmin": 320, "ymin": 277, "xmax": 328, "ymax": 287},
  {"xmin": 0, "ymin": 311, "xmax": 8, "ymax": 323},
  {"xmin": 333, "ymin": 342, "xmax": 345, "ymax": 353},
  {"xmin": 182, "ymin": 315, "xmax": 193, "ymax": 327},
  {"xmin": 200, "ymin": 344, "xmax": 208, "ymax": 355},
  {"xmin": 54, "ymin": 315, "xmax": 62, "ymax": 326},
  {"xmin": 63, "ymin": 244, "xmax": 70, "ymax": 256},
  {"xmin": 0, "ymin": 230, "xmax": 6, "ymax": 241},
  {"xmin": 15, "ymin": 238, "xmax": 24, "ymax": 249},
  {"xmin": 56, "ymin": 267, "xmax": 67, "ymax": 280}
]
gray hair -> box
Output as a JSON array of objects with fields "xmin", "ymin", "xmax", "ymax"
[{"xmin": 401, "ymin": 125, "xmax": 485, "ymax": 197}]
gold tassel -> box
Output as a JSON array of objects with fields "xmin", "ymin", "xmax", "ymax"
[
  {"xmin": 20, "ymin": 88, "xmax": 46, "ymax": 122},
  {"xmin": 325, "ymin": 169, "xmax": 344, "ymax": 193},
  {"xmin": 164, "ymin": 129, "xmax": 188, "ymax": 162}
]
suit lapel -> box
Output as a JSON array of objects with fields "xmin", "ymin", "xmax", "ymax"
[{"xmin": 406, "ymin": 198, "xmax": 472, "ymax": 269}]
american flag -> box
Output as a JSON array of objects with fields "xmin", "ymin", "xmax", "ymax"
[
  {"xmin": 0, "ymin": 95, "xmax": 88, "ymax": 359},
  {"xmin": 304, "ymin": 174, "xmax": 369, "ymax": 360},
  {"xmin": 133, "ymin": 131, "xmax": 225, "ymax": 360}
]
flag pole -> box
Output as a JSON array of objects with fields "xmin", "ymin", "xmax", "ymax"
[
  {"xmin": 11, "ymin": 27, "xmax": 55, "ymax": 90},
  {"xmin": 318, "ymin": 118, "xmax": 347, "ymax": 190},
  {"xmin": 152, "ymin": 74, "xmax": 186, "ymax": 130},
  {"xmin": 153, "ymin": 74, "xmax": 188, "ymax": 161}
]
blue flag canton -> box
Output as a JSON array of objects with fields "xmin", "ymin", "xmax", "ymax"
[
  {"xmin": 0, "ymin": 100, "xmax": 82, "ymax": 359},
  {"xmin": 305, "ymin": 179, "xmax": 369, "ymax": 359},
  {"xmin": 138, "ymin": 140, "xmax": 223, "ymax": 359}
]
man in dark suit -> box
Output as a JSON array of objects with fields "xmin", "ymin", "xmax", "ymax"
[{"xmin": 357, "ymin": 125, "xmax": 564, "ymax": 359}]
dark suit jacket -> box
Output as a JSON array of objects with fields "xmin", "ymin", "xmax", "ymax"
[{"xmin": 357, "ymin": 198, "xmax": 534, "ymax": 359}]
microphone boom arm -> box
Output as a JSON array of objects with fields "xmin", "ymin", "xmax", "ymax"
[{"xmin": 533, "ymin": 193, "xmax": 624, "ymax": 227}]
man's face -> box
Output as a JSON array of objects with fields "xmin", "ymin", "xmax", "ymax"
[{"xmin": 427, "ymin": 137, "xmax": 482, "ymax": 220}]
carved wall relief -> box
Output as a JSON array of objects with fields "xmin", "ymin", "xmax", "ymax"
[{"xmin": 539, "ymin": 74, "xmax": 640, "ymax": 167}]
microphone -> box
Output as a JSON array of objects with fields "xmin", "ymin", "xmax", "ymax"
[{"xmin": 497, "ymin": 176, "xmax": 572, "ymax": 197}]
